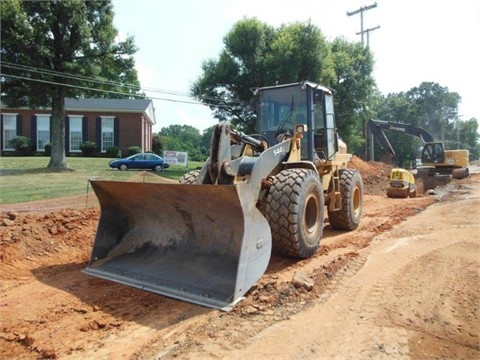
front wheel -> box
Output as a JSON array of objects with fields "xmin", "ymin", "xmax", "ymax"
[
  {"xmin": 328, "ymin": 169, "xmax": 363, "ymax": 230},
  {"xmin": 266, "ymin": 168, "xmax": 324, "ymax": 258},
  {"xmin": 119, "ymin": 164, "xmax": 128, "ymax": 171},
  {"xmin": 154, "ymin": 164, "xmax": 163, "ymax": 172}
]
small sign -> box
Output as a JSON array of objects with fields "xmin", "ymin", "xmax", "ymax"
[{"xmin": 164, "ymin": 150, "xmax": 188, "ymax": 167}]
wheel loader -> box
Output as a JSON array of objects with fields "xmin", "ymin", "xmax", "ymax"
[{"xmin": 83, "ymin": 81, "xmax": 363, "ymax": 310}]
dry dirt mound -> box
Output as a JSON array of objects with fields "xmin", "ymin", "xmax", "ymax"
[
  {"xmin": 0, "ymin": 208, "xmax": 98, "ymax": 280},
  {"xmin": 349, "ymin": 155, "xmax": 393, "ymax": 195}
]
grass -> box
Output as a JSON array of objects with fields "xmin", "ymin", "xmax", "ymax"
[{"xmin": 0, "ymin": 156, "xmax": 204, "ymax": 205}]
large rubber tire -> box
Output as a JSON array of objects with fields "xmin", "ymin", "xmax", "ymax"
[
  {"xmin": 266, "ymin": 168, "xmax": 324, "ymax": 258},
  {"xmin": 179, "ymin": 170, "xmax": 201, "ymax": 184},
  {"xmin": 328, "ymin": 169, "xmax": 363, "ymax": 231},
  {"xmin": 119, "ymin": 164, "xmax": 128, "ymax": 171},
  {"xmin": 154, "ymin": 164, "xmax": 163, "ymax": 172}
]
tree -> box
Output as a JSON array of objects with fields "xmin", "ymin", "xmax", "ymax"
[
  {"xmin": 406, "ymin": 82, "xmax": 460, "ymax": 142},
  {"xmin": 1, "ymin": 0, "xmax": 142, "ymax": 169},
  {"xmin": 328, "ymin": 37, "xmax": 377, "ymax": 152},
  {"xmin": 151, "ymin": 133, "xmax": 163, "ymax": 155},
  {"xmin": 457, "ymin": 118, "xmax": 479, "ymax": 160},
  {"xmin": 374, "ymin": 82, "xmax": 479, "ymax": 166},
  {"xmin": 191, "ymin": 18, "xmax": 333, "ymax": 133},
  {"xmin": 158, "ymin": 125, "xmax": 207, "ymax": 161},
  {"xmin": 191, "ymin": 18, "xmax": 375, "ymax": 147}
]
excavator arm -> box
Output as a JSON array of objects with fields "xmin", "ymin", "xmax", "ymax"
[{"xmin": 367, "ymin": 119, "xmax": 435, "ymax": 161}]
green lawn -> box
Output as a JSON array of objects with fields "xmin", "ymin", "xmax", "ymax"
[{"xmin": 0, "ymin": 156, "xmax": 203, "ymax": 204}]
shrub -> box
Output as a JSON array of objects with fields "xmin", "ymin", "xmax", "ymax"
[
  {"xmin": 10, "ymin": 136, "xmax": 31, "ymax": 151},
  {"xmin": 44, "ymin": 143, "xmax": 52, "ymax": 156},
  {"xmin": 127, "ymin": 146, "xmax": 142, "ymax": 156},
  {"xmin": 106, "ymin": 146, "xmax": 121, "ymax": 158},
  {"xmin": 80, "ymin": 141, "xmax": 97, "ymax": 157}
]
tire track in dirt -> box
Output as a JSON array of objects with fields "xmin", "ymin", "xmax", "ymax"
[{"xmin": 191, "ymin": 181, "xmax": 479, "ymax": 360}]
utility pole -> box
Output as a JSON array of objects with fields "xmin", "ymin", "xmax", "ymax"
[
  {"xmin": 348, "ymin": 3, "xmax": 379, "ymax": 161},
  {"xmin": 356, "ymin": 25, "xmax": 380, "ymax": 47},
  {"xmin": 347, "ymin": 2, "xmax": 378, "ymax": 45}
]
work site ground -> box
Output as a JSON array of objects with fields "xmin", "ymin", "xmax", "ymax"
[{"xmin": 1, "ymin": 157, "xmax": 479, "ymax": 359}]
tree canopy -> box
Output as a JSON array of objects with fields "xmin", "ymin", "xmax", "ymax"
[
  {"xmin": 191, "ymin": 17, "xmax": 377, "ymax": 147},
  {"xmin": 1, "ymin": 0, "xmax": 142, "ymax": 168},
  {"xmin": 158, "ymin": 124, "xmax": 212, "ymax": 162},
  {"xmin": 374, "ymin": 82, "xmax": 479, "ymax": 165}
]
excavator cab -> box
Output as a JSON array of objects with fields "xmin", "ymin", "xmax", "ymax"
[{"xmin": 421, "ymin": 142, "xmax": 446, "ymax": 164}]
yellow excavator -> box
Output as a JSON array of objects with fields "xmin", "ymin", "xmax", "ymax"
[
  {"xmin": 83, "ymin": 81, "xmax": 363, "ymax": 310},
  {"xmin": 367, "ymin": 119, "xmax": 470, "ymax": 193}
]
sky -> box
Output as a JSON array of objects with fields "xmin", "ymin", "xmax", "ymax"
[{"xmin": 112, "ymin": 0, "xmax": 480, "ymax": 133}]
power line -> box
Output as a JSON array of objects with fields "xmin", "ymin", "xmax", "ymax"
[
  {"xmin": 2, "ymin": 62, "xmax": 194, "ymax": 99},
  {"xmin": 1, "ymin": 62, "xmax": 244, "ymax": 107},
  {"xmin": 347, "ymin": 2, "xmax": 379, "ymax": 46},
  {"xmin": 1, "ymin": 73, "xmax": 237, "ymax": 108}
]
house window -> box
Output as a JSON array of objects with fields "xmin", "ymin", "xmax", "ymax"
[
  {"xmin": 2, "ymin": 114, "xmax": 17, "ymax": 150},
  {"xmin": 101, "ymin": 116, "xmax": 114, "ymax": 152},
  {"xmin": 36, "ymin": 115, "xmax": 50, "ymax": 151},
  {"xmin": 69, "ymin": 116, "xmax": 82, "ymax": 152}
]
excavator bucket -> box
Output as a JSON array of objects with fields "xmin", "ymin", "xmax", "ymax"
[{"xmin": 83, "ymin": 179, "xmax": 272, "ymax": 310}]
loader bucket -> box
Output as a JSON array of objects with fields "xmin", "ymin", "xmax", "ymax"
[{"xmin": 83, "ymin": 180, "xmax": 272, "ymax": 310}]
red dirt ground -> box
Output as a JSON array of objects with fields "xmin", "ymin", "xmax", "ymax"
[{"xmin": 1, "ymin": 158, "xmax": 478, "ymax": 359}]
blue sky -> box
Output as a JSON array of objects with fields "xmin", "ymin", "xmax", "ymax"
[{"xmin": 112, "ymin": 0, "xmax": 480, "ymax": 133}]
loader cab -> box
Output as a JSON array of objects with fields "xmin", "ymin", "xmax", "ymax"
[{"xmin": 254, "ymin": 81, "xmax": 338, "ymax": 161}]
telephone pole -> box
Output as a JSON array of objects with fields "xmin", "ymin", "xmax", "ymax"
[
  {"xmin": 357, "ymin": 25, "xmax": 380, "ymax": 47},
  {"xmin": 347, "ymin": 2, "xmax": 378, "ymax": 45}
]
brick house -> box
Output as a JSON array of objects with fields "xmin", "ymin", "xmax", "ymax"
[{"xmin": 0, "ymin": 98, "xmax": 156, "ymax": 156}]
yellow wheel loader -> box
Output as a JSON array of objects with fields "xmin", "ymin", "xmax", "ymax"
[
  {"xmin": 386, "ymin": 168, "xmax": 416, "ymax": 198},
  {"xmin": 83, "ymin": 81, "xmax": 363, "ymax": 310}
]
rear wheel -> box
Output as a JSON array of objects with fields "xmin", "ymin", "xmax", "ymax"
[
  {"xmin": 328, "ymin": 169, "xmax": 363, "ymax": 230},
  {"xmin": 266, "ymin": 168, "xmax": 324, "ymax": 258},
  {"xmin": 179, "ymin": 170, "xmax": 201, "ymax": 184},
  {"xmin": 119, "ymin": 164, "xmax": 128, "ymax": 171}
]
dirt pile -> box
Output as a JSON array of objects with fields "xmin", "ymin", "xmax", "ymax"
[
  {"xmin": 0, "ymin": 208, "xmax": 98, "ymax": 280},
  {"xmin": 349, "ymin": 155, "xmax": 393, "ymax": 195}
]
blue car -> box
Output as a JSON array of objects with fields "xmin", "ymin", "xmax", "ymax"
[{"xmin": 109, "ymin": 153, "xmax": 170, "ymax": 172}]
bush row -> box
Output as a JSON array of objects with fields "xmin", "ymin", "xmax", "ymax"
[{"xmin": 7, "ymin": 136, "xmax": 142, "ymax": 158}]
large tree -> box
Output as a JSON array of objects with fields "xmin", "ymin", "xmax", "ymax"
[
  {"xmin": 191, "ymin": 17, "xmax": 376, "ymax": 147},
  {"xmin": 191, "ymin": 18, "xmax": 334, "ymax": 133},
  {"xmin": 374, "ymin": 82, "xmax": 479, "ymax": 165},
  {"xmin": 328, "ymin": 37, "xmax": 377, "ymax": 152},
  {"xmin": 406, "ymin": 82, "xmax": 460, "ymax": 141},
  {"xmin": 158, "ymin": 124, "xmax": 206, "ymax": 161},
  {"xmin": 1, "ymin": 0, "xmax": 142, "ymax": 169}
]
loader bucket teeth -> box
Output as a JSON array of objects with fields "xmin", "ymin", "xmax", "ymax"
[{"xmin": 83, "ymin": 180, "xmax": 272, "ymax": 310}]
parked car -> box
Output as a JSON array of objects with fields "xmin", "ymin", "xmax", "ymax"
[{"xmin": 109, "ymin": 153, "xmax": 169, "ymax": 172}]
